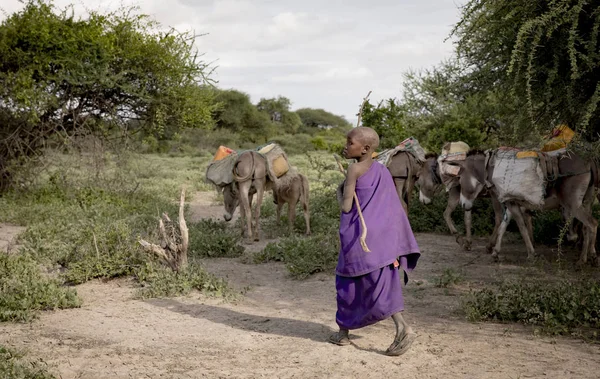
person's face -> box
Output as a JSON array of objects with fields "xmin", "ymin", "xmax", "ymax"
[{"xmin": 342, "ymin": 131, "xmax": 366, "ymax": 159}]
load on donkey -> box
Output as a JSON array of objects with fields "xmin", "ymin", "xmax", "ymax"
[
  {"xmin": 205, "ymin": 143, "xmax": 310, "ymax": 244},
  {"xmin": 457, "ymin": 125, "xmax": 599, "ymax": 268}
]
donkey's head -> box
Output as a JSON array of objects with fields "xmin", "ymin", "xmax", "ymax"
[
  {"xmin": 416, "ymin": 153, "xmax": 442, "ymax": 204},
  {"xmin": 221, "ymin": 183, "xmax": 239, "ymax": 222},
  {"xmin": 459, "ymin": 149, "xmax": 487, "ymax": 211}
]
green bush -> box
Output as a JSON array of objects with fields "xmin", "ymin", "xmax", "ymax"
[
  {"xmin": 0, "ymin": 183, "xmax": 175, "ymax": 284},
  {"xmin": 463, "ymin": 279, "xmax": 600, "ymax": 337},
  {"xmin": 0, "ymin": 254, "xmax": 80, "ymax": 322},
  {"xmin": 269, "ymin": 133, "xmax": 316, "ymax": 155},
  {"xmin": 188, "ymin": 219, "xmax": 245, "ymax": 258},
  {"xmin": 0, "ymin": 345, "xmax": 56, "ymax": 379},
  {"xmin": 408, "ymin": 192, "xmax": 497, "ymax": 236},
  {"xmin": 134, "ymin": 261, "xmax": 233, "ymax": 299},
  {"xmin": 253, "ymin": 233, "xmax": 339, "ymax": 279}
]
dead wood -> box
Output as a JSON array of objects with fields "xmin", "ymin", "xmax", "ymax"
[{"xmin": 139, "ymin": 187, "xmax": 189, "ymax": 271}]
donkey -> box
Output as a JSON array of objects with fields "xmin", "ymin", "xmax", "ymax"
[
  {"xmin": 386, "ymin": 151, "xmax": 423, "ymax": 214},
  {"xmin": 458, "ymin": 149, "xmax": 598, "ymax": 267},
  {"xmin": 225, "ymin": 151, "xmax": 271, "ymax": 244},
  {"xmin": 416, "ymin": 152, "xmax": 504, "ymax": 251},
  {"xmin": 271, "ymin": 167, "xmax": 311, "ymax": 235}
]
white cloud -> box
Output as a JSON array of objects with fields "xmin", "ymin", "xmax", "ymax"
[{"xmin": 1, "ymin": 0, "xmax": 465, "ymax": 120}]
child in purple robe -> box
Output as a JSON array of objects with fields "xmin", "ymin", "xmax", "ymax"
[{"xmin": 328, "ymin": 126, "xmax": 420, "ymax": 356}]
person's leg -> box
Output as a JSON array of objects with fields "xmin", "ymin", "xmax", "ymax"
[{"xmin": 386, "ymin": 312, "xmax": 417, "ymax": 356}]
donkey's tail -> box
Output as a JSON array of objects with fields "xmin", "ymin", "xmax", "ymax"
[{"xmin": 232, "ymin": 151, "xmax": 255, "ymax": 182}]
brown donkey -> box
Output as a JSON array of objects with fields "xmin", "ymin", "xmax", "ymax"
[
  {"xmin": 226, "ymin": 151, "xmax": 271, "ymax": 244},
  {"xmin": 386, "ymin": 151, "xmax": 422, "ymax": 215}
]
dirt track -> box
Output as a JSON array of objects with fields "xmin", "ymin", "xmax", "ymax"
[{"xmin": 1, "ymin": 192, "xmax": 599, "ymax": 379}]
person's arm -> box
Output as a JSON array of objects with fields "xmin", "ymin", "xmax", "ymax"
[
  {"xmin": 336, "ymin": 180, "xmax": 345, "ymax": 206},
  {"xmin": 340, "ymin": 165, "xmax": 359, "ymax": 213}
]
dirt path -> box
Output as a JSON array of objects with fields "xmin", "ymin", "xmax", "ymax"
[{"xmin": 1, "ymin": 193, "xmax": 599, "ymax": 378}]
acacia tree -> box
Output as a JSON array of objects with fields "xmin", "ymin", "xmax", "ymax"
[
  {"xmin": 0, "ymin": 0, "xmax": 216, "ymax": 189},
  {"xmin": 451, "ymin": 0, "xmax": 600, "ymax": 143},
  {"xmin": 257, "ymin": 96, "xmax": 302, "ymax": 134},
  {"xmin": 361, "ymin": 99, "xmax": 407, "ymax": 149}
]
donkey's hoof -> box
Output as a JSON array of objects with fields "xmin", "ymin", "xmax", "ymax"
[
  {"xmin": 305, "ymin": 231, "xmax": 312, "ymax": 236},
  {"xmin": 455, "ymin": 235, "xmax": 464, "ymax": 246},
  {"xmin": 485, "ymin": 245, "xmax": 494, "ymax": 255},
  {"xmin": 491, "ymin": 251, "xmax": 500, "ymax": 262},
  {"xmin": 463, "ymin": 241, "xmax": 472, "ymax": 251},
  {"xmin": 244, "ymin": 238, "xmax": 254, "ymax": 245},
  {"xmin": 575, "ymin": 259, "xmax": 586, "ymax": 270}
]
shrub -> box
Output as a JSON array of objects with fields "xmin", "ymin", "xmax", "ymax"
[
  {"xmin": 134, "ymin": 262, "xmax": 233, "ymax": 299},
  {"xmin": 0, "ymin": 254, "xmax": 80, "ymax": 322},
  {"xmin": 0, "ymin": 345, "xmax": 56, "ymax": 379},
  {"xmin": 188, "ymin": 219, "xmax": 245, "ymax": 258},
  {"xmin": 463, "ymin": 279, "xmax": 600, "ymax": 337},
  {"xmin": 253, "ymin": 233, "xmax": 339, "ymax": 279}
]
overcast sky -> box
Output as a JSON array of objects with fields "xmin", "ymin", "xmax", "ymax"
[{"xmin": 2, "ymin": 0, "xmax": 465, "ymax": 122}]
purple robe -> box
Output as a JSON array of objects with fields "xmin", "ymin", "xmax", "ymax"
[{"xmin": 335, "ymin": 161, "xmax": 420, "ymax": 330}]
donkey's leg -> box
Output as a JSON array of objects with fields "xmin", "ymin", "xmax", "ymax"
[
  {"xmin": 238, "ymin": 181, "xmax": 253, "ymax": 243},
  {"xmin": 571, "ymin": 206, "xmax": 598, "ymax": 268},
  {"xmin": 510, "ymin": 205, "xmax": 536, "ymax": 259},
  {"xmin": 253, "ymin": 180, "xmax": 266, "ymax": 242},
  {"xmin": 287, "ymin": 198, "xmax": 298, "ymax": 235},
  {"xmin": 445, "ymin": 186, "xmax": 462, "ymax": 246},
  {"xmin": 464, "ymin": 209, "xmax": 473, "ymax": 251},
  {"xmin": 492, "ymin": 205, "xmax": 513, "ymax": 262},
  {"xmin": 487, "ymin": 195, "xmax": 503, "ymax": 254},
  {"xmin": 303, "ymin": 195, "xmax": 311, "ymax": 236},
  {"xmin": 524, "ymin": 209, "xmax": 534, "ymax": 248},
  {"xmin": 276, "ymin": 201, "xmax": 283, "ymax": 225},
  {"xmin": 405, "ymin": 178, "xmax": 415, "ymax": 215},
  {"xmin": 394, "ymin": 178, "xmax": 408, "ymax": 215}
]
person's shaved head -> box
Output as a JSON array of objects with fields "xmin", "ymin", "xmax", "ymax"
[{"xmin": 349, "ymin": 127, "xmax": 380, "ymax": 150}]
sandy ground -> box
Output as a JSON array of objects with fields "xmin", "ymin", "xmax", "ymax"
[{"xmin": 1, "ymin": 192, "xmax": 599, "ymax": 379}]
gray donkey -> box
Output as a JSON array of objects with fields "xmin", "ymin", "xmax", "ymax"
[
  {"xmin": 416, "ymin": 152, "xmax": 505, "ymax": 251},
  {"xmin": 458, "ymin": 149, "xmax": 598, "ymax": 267}
]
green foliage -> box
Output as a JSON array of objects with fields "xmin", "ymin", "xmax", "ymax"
[
  {"xmin": 0, "ymin": 150, "xmax": 222, "ymax": 287},
  {"xmin": 296, "ymin": 108, "xmax": 353, "ymax": 132},
  {"xmin": 253, "ymin": 184, "xmax": 341, "ymax": 279},
  {"xmin": 253, "ymin": 233, "xmax": 339, "ymax": 279},
  {"xmin": 0, "ymin": 345, "xmax": 56, "ymax": 379},
  {"xmin": 435, "ymin": 268, "xmax": 464, "ymax": 288},
  {"xmin": 0, "ymin": 254, "xmax": 80, "ymax": 322},
  {"xmin": 408, "ymin": 191, "xmax": 496, "ymax": 236},
  {"xmin": 134, "ymin": 261, "xmax": 233, "ymax": 299},
  {"xmin": 452, "ymin": 0, "xmax": 600, "ymax": 143},
  {"xmin": 0, "ymin": 0, "xmax": 216, "ymax": 187},
  {"xmin": 188, "ymin": 219, "xmax": 245, "ymax": 258},
  {"xmin": 361, "ymin": 99, "xmax": 407, "ymax": 149},
  {"xmin": 0, "ymin": 180, "xmax": 174, "ymax": 284},
  {"xmin": 257, "ymin": 96, "xmax": 302, "ymax": 134},
  {"xmin": 463, "ymin": 279, "xmax": 600, "ymax": 337}
]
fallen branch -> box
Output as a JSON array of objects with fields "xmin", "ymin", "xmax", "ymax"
[{"xmin": 139, "ymin": 187, "xmax": 189, "ymax": 271}]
